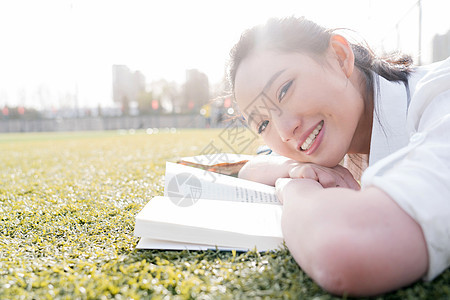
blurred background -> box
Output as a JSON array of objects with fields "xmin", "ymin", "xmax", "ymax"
[{"xmin": 0, "ymin": 0, "xmax": 449, "ymax": 132}]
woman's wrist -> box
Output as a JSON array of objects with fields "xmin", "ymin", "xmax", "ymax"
[{"xmin": 275, "ymin": 177, "xmax": 323, "ymax": 204}]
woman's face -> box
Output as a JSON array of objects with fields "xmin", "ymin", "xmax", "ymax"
[{"xmin": 234, "ymin": 49, "xmax": 367, "ymax": 167}]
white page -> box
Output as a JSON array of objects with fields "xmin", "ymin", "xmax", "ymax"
[
  {"xmin": 136, "ymin": 237, "xmax": 249, "ymax": 252},
  {"xmin": 134, "ymin": 196, "xmax": 283, "ymax": 251},
  {"xmin": 164, "ymin": 162, "xmax": 279, "ymax": 205},
  {"xmin": 180, "ymin": 153, "xmax": 255, "ymax": 166}
]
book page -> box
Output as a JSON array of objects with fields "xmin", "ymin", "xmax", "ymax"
[
  {"xmin": 178, "ymin": 153, "xmax": 252, "ymax": 176},
  {"xmin": 136, "ymin": 237, "xmax": 249, "ymax": 251},
  {"xmin": 134, "ymin": 196, "xmax": 283, "ymax": 251},
  {"xmin": 164, "ymin": 162, "xmax": 279, "ymax": 205},
  {"xmin": 180, "ymin": 153, "xmax": 255, "ymax": 167}
]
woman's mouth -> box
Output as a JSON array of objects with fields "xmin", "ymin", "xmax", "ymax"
[{"xmin": 300, "ymin": 120, "xmax": 324, "ymax": 151}]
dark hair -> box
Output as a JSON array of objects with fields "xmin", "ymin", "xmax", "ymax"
[{"xmin": 228, "ymin": 16, "xmax": 414, "ymax": 105}]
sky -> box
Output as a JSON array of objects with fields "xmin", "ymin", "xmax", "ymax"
[{"xmin": 0, "ymin": 0, "xmax": 449, "ymax": 109}]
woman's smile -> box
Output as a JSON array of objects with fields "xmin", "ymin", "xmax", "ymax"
[{"xmin": 298, "ymin": 120, "xmax": 324, "ymax": 152}]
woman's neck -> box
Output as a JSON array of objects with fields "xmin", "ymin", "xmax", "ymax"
[{"xmin": 348, "ymin": 68, "xmax": 374, "ymax": 155}]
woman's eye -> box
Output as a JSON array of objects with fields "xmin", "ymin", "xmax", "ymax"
[
  {"xmin": 278, "ymin": 80, "xmax": 293, "ymax": 102},
  {"xmin": 257, "ymin": 120, "xmax": 269, "ymax": 134}
]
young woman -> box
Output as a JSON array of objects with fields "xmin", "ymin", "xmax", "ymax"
[{"xmin": 228, "ymin": 17, "xmax": 450, "ymax": 296}]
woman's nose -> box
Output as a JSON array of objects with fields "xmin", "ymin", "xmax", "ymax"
[
  {"xmin": 280, "ymin": 135, "xmax": 291, "ymax": 142},
  {"xmin": 274, "ymin": 116, "xmax": 299, "ymax": 142}
]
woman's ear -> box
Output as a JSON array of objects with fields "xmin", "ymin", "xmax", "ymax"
[{"xmin": 330, "ymin": 34, "xmax": 354, "ymax": 78}]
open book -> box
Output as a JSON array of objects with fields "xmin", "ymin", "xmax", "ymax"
[
  {"xmin": 177, "ymin": 153, "xmax": 255, "ymax": 176},
  {"xmin": 134, "ymin": 157, "xmax": 284, "ymax": 251}
]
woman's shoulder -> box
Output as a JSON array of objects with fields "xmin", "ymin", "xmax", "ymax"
[
  {"xmin": 415, "ymin": 57, "xmax": 450, "ymax": 75},
  {"xmin": 407, "ymin": 57, "xmax": 450, "ymax": 132}
]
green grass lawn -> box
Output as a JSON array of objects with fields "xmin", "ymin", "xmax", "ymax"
[{"xmin": 1, "ymin": 129, "xmax": 449, "ymax": 299}]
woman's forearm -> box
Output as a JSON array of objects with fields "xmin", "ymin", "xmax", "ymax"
[
  {"xmin": 238, "ymin": 155, "xmax": 296, "ymax": 185},
  {"xmin": 278, "ymin": 180, "xmax": 428, "ymax": 296}
]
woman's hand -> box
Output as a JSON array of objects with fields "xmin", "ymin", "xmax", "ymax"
[
  {"xmin": 238, "ymin": 155, "xmax": 299, "ymax": 186},
  {"xmin": 239, "ymin": 155, "xmax": 360, "ymax": 190},
  {"xmin": 288, "ymin": 163, "xmax": 360, "ymax": 190},
  {"xmin": 275, "ymin": 177, "xmax": 323, "ymax": 204}
]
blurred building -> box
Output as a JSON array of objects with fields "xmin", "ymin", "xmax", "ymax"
[
  {"xmin": 183, "ymin": 69, "xmax": 209, "ymax": 112},
  {"xmin": 432, "ymin": 30, "xmax": 450, "ymax": 62},
  {"xmin": 112, "ymin": 65, "xmax": 146, "ymax": 115},
  {"xmin": 148, "ymin": 79, "xmax": 182, "ymax": 114}
]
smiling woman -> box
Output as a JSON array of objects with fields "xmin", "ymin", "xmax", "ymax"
[
  {"xmin": 228, "ymin": 17, "xmax": 450, "ymax": 296},
  {"xmin": 234, "ymin": 49, "xmax": 367, "ymax": 167}
]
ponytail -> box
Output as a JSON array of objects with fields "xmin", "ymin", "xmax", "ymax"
[{"xmin": 352, "ymin": 44, "xmax": 413, "ymax": 105}]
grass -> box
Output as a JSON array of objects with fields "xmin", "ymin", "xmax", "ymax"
[{"xmin": 1, "ymin": 129, "xmax": 449, "ymax": 299}]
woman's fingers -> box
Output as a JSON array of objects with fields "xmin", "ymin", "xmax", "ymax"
[
  {"xmin": 333, "ymin": 165, "xmax": 361, "ymax": 190},
  {"xmin": 275, "ymin": 178, "xmax": 291, "ymax": 204},
  {"xmin": 315, "ymin": 168, "xmax": 340, "ymax": 188},
  {"xmin": 289, "ymin": 164, "xmax": 339, "ymax": 188},
  {"xmin": 289, "ymin": 163, "xmax": 360, "ymax": 190},
  {"xmin": 289, "ymin": 164, "xmax": 318, "ymax": 181}
]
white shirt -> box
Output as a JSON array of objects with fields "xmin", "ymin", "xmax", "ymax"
[{"xmin": 362, "ymin": 57, "xmax": 450, "ymax": 280}]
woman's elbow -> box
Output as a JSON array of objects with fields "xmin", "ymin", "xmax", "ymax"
[
  {"xmin": 306, "ymin": 244, "xmax": 363, "ymax": 296},
  {"xmin": 284, "ymin": 229, "xmax": 402, "ymax": 297},
  {"xmin": 282, "ymin": 188, "xmax": 428, "ymax": 296},
  {"xmin": 294, "ymin": 236, "xmax": 363, "ymax": 296}
]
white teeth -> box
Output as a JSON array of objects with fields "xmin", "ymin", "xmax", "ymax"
[{"xmin": 300, "ymin": 121, "xmax": 323, "ymax": 151}]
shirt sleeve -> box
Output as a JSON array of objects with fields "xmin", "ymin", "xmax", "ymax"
[{"xmin": 361, "ymin": 90, "xmax": 450, "ymax": 281}]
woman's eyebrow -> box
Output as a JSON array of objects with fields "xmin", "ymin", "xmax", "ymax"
[
  {"xmin": 244, "ymin": 69, "xmax": 287, "ymax": 128},
  {"xmin": 261, "ymin": 69, "xmax": 286, "ymax": 94}
]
